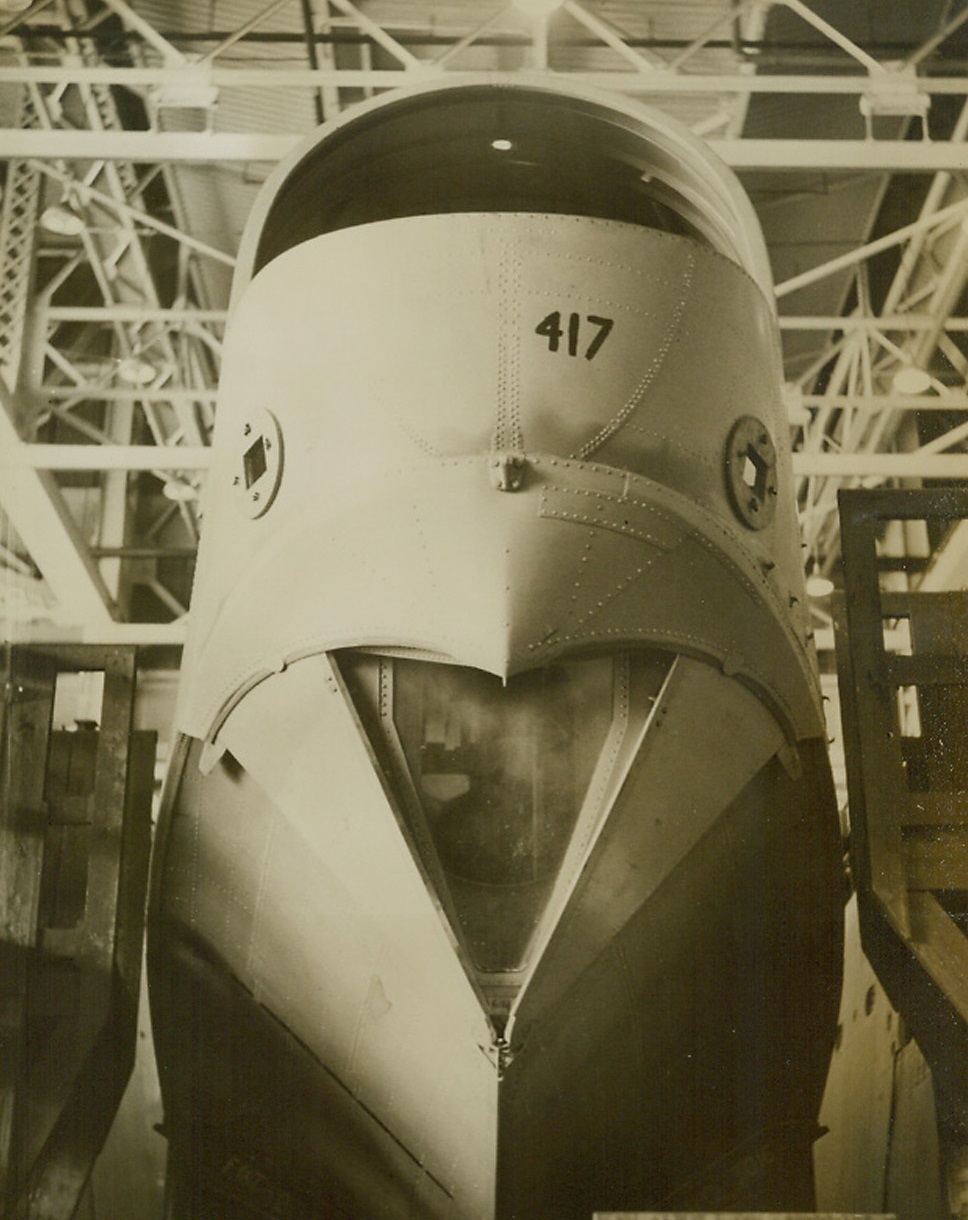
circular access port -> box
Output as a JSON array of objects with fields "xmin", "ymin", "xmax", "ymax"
[
  {"xmin": 725, "ymin": 415, "xmax": 777, "ymax": 530},
  {"xmin": 232, "ymin": 408, "xmax": 283, "ymax": 519}
]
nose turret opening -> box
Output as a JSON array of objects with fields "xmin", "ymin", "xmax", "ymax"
[
  {"xmin": 337, "ymin": 647, "xmax": 672, "ymax": 1027},
  {"xmin": 251, "ymin": 82, "xmax": 765, "ymax": 284}
]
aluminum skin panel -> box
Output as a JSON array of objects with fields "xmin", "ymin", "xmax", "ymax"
[
  {"xmin": 150, "ymin": 662, "xmax": 841, "ymax": 1217},
  {"xmin": 178, "ymin": 214, "xmax": 819, "ymax": 746},
  {"xmin": 509, "ymin": 652, "xmax": 787, "ymax": 1025},
  {"xmin": 150, "ymin": 654, "xmax": 497, "ymax": 1218},
  {"xmin": 151, "ymin": 652, "xmax": 841, "ymax": 1218},
  {"xmin": 498, "ymin": 737, "xmax": 843, "ymax": 1217}
]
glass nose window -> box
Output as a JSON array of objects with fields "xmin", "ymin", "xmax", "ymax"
[
  {"xmin": 399, "ymin": 663, "xmax": 597, "ymax": 889},
  {"xmin": 396, "ymin": 661, "xmax": 609, "ymax": 974},
  {"xmin": 338, "ymin": 652, "xmax": 668, "ymax": 982}
]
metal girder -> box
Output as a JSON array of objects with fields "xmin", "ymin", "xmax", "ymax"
[
  {"xmin": 780, "ymin": 315, "xmax": 968, "ymax": 332},
  {"xmin": 11, "ymin": 444, "xmax": 210, "ymax": 469},
  {"xmin": 3, "ymin": 129, "xmax": 968, "ymax": 170},
  {"xmin": 1, "ymin": 64, "xmax": 968, "ymax": 96},
  {"xmin": 791, "ymin": 104, "xmax": 968, "ymax": 578},
  {"xmin": 0, "ymin": 0, "xmax": 961, "ymax": 95},
  {"xmin": 780, "ymin": 0, "xmax": 883, "ymax": 74},
  {"xmin": 98, "ymin": 0, "xmax": 188, "ymax": 64},
  {"xmin": 26, "ymin": 65, "xmax": 212, "ymax": 464},
  {"xmin": 0, "ymin": 30, "xmax": 220, "ymax": 639},
  {"xmin": 795, "ymin": 453, "xmax": 968, "ymax": 478},
  {"xmin": 29, "ymin": 163, "xmax": 235, "ymax": 267},
  {"xmin": 5, "ymin": 621, "xmax": 186, "ymax": 645},
  {"xmin": 9, "ymin": 442, "xmax": 968, "ymax": 480},
  {"xmin": 794, "ymin": 394, "xmax": 968, "ymax": 413},
  {"xmin": 560, "ymin": 0, "xmax": 665, "ymax": 73},
  {"xmin": 325, "ymin": 0, "xmax": 421, "ymax": 69},
  {"xmin": 0, "ymin": 92, "xmax": 41, "ymax": 388},
  {"xmin": 41, "ymin": 387, "xmax": 219, "ymax": 404},
  {"xmin": 45, "ymin": 307, "xmax": 227, "ymax": 322}
]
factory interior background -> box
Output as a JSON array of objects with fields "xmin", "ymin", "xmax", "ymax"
[{"xmin": 3, "ymin": 0, "xmax": 968, "ymax": 1217}]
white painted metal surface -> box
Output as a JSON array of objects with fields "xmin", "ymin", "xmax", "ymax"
[{"xmin": 178, "ymin": 201, "xmax": 819, "ymax": 745}]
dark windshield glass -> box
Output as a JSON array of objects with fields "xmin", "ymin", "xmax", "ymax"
[
  {"xmin": 391, "ymin": 658, "xmax": 610, "ymax": 972},
  {"xmin": 255, "ymin": 89, "xmax": 713, "ymax": 271},
  {"xmin": 338, "ymin": 651, "xmax": 669, "ymax": 984}
]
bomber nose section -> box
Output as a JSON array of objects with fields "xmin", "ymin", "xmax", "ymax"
[
  {"xmin": 153, "ymin": 77, "xmax": 843, "ymax": 1220},
  {"xmin": 179, "ymin": 208, "xmax": 817, "ymax": 748}
]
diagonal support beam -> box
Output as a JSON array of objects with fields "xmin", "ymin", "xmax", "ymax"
[
  {"xmin": 99, "ymin": 0, "xmax": 189, "ymax": 63},
  {"xmin": 562, "ymin": 1, "xmax": 667, "ymax": 71},
  {"xmin": 0, "ymin": 401, "xmax": 115, "ymax": 625},
  {"xmin": 431, "ymin": 7, "xmax": 514, "ymax": 68},
  {"xmin": 906, "ymin": 2, "xmax": 968, "ymax": 68},
  {"xmin": 779, "ymin": 0, "xmax": 887, "ymax": 74},
  {"xmin": 775, "ymin": 197, "xmax": 968, "ymax": 298},
  {"xmin": 668, "ymin": 0, "xmax": 763, "ymax": 71},
  {"xmin": 0, "ymin": 0, "xmax": 56, "ymax": 37},
  {"xmin": 198, "ymin": 0, "xmax": 302, "ymax": 64},
  {"xmin": 30, "ymin": 162, "xmax": 236, "ymax": 267},
  {"xmin": 326, "ymin": 0, "xmax": 421, "ymax": 68}
]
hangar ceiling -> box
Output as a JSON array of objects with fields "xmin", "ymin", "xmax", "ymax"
[{"xmin": 3, "ymin": 0, "xmax": 968, "ymax": 656}]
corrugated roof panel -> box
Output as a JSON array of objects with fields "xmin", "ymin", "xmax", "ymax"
[
  {"xmin": 131, "ymin": 0, "xmax": 748, "ymax": 53},
  {"xmin": 212, "ymin": 87, "xmax": 316, "ymax": 135},
  {"xmin": 135, "ymin": 0, "xmax": 308, "ymax": 35},
  {"xmin": 356, "ymin": 0, "xmax": 744, "ymax": 42}
]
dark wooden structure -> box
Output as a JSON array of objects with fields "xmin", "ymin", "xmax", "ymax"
[
  {"xmin": 836, "ymin": 486, "xmax": 968, "ymax": 1149},
  {"xmin": 0, "ymin": 646, "xmax": 155, "ymax": 1219}
]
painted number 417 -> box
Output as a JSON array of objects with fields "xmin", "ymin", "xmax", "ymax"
[{"xmin": 535, "ymin": 311, "xmax": 614, "ymax": 360}]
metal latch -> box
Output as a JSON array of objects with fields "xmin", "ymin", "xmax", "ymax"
[{"xmin": 489, "ymin": 452, "xmax": 527, "ymax": 492}]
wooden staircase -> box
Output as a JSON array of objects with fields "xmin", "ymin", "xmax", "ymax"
[{"xmin": 836, "ymin": 486, "xmax": 968, "ymax": 1153}]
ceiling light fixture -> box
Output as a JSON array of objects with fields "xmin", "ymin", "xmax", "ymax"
[
  {"xmin": 892, "ymin": 366, "xmax": 932, "ymax": 395},
  {"xmin": 117, "ymin": 355, "xmax": 158, "ymax": 386},
  {"xmin": 806, "ymin": 574, "xmax": 835, "ymax": 598},
  {"xmin": 39, "ymin": 202, "xmax": 85, "ymax": 237},
  {"xmin": 162, "ymin": 479, "xmax": 198, "ymax": 503}
]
